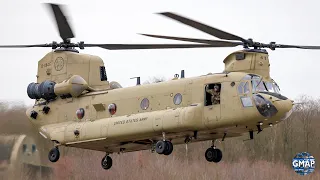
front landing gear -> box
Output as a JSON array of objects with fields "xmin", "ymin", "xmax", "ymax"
[
  {"xmin": 48, "ymin": 147, "xmax": 60, "ymax": 163},
  {"xmin": 101, "ymin": 155, "xmax": 112, "ymax": 170}
]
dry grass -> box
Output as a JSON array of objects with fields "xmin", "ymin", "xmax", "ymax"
[
  {"xmin": 1, "ymin": 95, "xmax": 320, "ymax": 180},
  {"xmin": 51, "ymin": 147, "xmax": 320, "ymax": 180}
]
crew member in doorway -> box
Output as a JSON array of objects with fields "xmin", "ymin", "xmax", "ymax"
[{"xmin": 206, "ymin": 84, "xmax": 221, "ymax": 105}]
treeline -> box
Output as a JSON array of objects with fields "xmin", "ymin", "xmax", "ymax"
[{"xmin": 0, "ymin": 95, "xmax": 320, "ymax": 179}]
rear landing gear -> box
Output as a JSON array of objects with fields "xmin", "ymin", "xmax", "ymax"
[
  {"xmin": 155, "ymin": 140, "xmax": 173, "ymax": 155},
  {"xmin": 48, "ymin": 147, "xmax": 60, "ymax": 163},
  {"xmin": 101, "ymin": 155, "xmax": 112, "ymax": 170},
  {"xmin": 205, "ymin": 147, "xmax": 222, "ymax": 162},
  {"xmin": 205, "ymin": 140, "xmax": 222, "ymax": 163}
]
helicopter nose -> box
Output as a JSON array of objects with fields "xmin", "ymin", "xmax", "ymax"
[
  {"xmin": 271, "ymin": 97, "xmax": 294, "ymax": 120},
  {"xmin": 254, "ymin": 93, "xmax": 293, "ymax": 120}
]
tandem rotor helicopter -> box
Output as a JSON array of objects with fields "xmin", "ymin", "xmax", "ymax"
[{"xmin": 1, "ymin": 3, "xmax": 319, "ymax": 170}]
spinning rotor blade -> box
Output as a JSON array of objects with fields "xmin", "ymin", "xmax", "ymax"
[
  {"xmin": 140, "ymin": 12, "xmax": 320, "ymax": 51},
  {"xmin": 3, "ymin": 4, "xmax": 319, "ymax": 51},
  {"xmin": 139, "ymin": 33, "xmax": 242, "ymax": 47},
  {"xmin": 0, "ymin": 43, "xmax": 221, "ymax": 50},
  {"xmin": 46, "ymin": 3, "xmax": 75, "ymax": 41},
  {"xmin": 0, "ymin": 44, "xmax": 51, "ymax": 48},
  {"xmin": 274, "ymin": 44, "xmax": 320, "ymax": 49},
  {"xmin": 91, "ymin": 44, "xmax": 223, "ymax": 50},
  {"xmin": 157, "ymin": 12, "xmax": 248, "ymax": 43},
  {"xmin": 0, "ymin": 4, "xmax": 227, "ymax": 51}
]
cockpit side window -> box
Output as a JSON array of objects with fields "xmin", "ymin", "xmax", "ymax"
[
  {"xmin": 237, "ymin": 82, "xmax": 245, "ymax": 94},
  {"xmin": 238, "ymin": 81, "xmax": 253, "ymax": 107},
  {"xmin": 237, "ymin": 82, "xmax": 250, "ymax": 94},
  {"xmin": 243, "ymin": 82, "xmax": 249, "ymax": 94}
]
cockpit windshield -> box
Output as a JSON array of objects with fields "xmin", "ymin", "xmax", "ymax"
[
  {"xmin": 242, "ymin": 74, "xmax": 281, "ymax": 94},
  {"xmin": 252, "ymin": 79, "xmax": 267, "ymax": 93},
  {"xmin": 265, "ymin": 80, "xmax": 281, "ymax": 94}
]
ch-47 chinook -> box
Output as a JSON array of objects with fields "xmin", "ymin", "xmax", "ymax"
[{"xmin": 1, "ymin": 3, "xmax": 320, "ymax": 170}]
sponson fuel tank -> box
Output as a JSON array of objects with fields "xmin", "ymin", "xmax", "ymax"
[{"xmin": 38, "ymin": 105, "xmax": 203, "ymax": 144}]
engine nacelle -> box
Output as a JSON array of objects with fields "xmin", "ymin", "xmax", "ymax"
[{"xmin": 27, "ymin": 75, "xmax": 89, "ymax": 100}]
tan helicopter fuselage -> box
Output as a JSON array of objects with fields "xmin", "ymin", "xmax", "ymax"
[{"xmin": 25, "ymin": 49, "xmax": 293, "ymax": 153}]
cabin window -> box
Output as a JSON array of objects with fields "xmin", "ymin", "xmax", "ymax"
[
  {"xmin": 22, "ymin": 144, "xmax": 27, "ymax": 153},
  {"xmin": 32, "ymin": 144, "xmax": 36, "ymax": 153},
  {"xmin": 240, "ymin": 96, "xmax": 253, "ymax": 107},
  {"xmin": 76, "ymin": 108, "xmax": 85, "ymax": 120},
  {"xmin": 173, "ymin": 93, "xmax": 182, "ymax": 105},
  {"xmin": 205, "ymin": 83, "xmax": 221, "ymax": 106},
  {"xmin": 108, "ymin": 103, "xmax": 117, "ymax": 115},
  {"xmin": 100, "ymin": 66, "xmax": 108, "ymax": 81},
  {"xmin": 140, "ymin": 98, "xmax": 149, "ymax": 110}
]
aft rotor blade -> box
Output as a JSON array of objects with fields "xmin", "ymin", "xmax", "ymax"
[
  {"xmin": 158, "ymin": 12, "xmax": 247, "ymax": 43},
  {"xmin": 46, "ymin": 3, "xmax": 74, "ymax": 40},
  {"xmin": 139, "ymin": 33, "xmax": 242, "ymax": 47},
  {"xmin": 0, "ymin": 44, "xmax": 51, "ymax": 48},
  {"xmin": 91, "ymin": 44, "xmax": 223, "ymax": 50}
]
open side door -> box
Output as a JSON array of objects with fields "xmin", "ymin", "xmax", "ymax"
[{"xmin": 203, "ymin": 83, "xmax": 221, "ymax": 129}]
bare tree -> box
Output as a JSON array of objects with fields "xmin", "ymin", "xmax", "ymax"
[{"xmin": 295, "ymin": 95, "xmax": 318, "ymax": 152}]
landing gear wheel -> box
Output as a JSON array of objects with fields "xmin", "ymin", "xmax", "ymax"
[
  {"xmin": 205, "ymin": 147, "xmax": 222, "ymax": 163},
  {"xmin": 48, "ymin": 147, "xmax": 60, "ymax": 163},
  {"xmin": 101, "ymin": 155, "xmax": 112, "ymax": 170},
  {"xmin": 155, "ymin": 140, "xmax": 167, "ymax": 154},
  {"xmin": 163, "ymin": 141, "xmax": 173, "ymax": 155},
  {"xmin": 212, "ymin": 148, "xmax": 222, "ymax": 163}
]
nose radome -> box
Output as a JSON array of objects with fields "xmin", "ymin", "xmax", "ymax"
[{"xmin": 272, "ymin": 98, "xmax": 294, "ymax": 118}]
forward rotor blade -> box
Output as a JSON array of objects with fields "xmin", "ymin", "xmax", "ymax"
[
  {"xmin": 275, "ymin": 44, "xmax": 320, "ymax": 49},
  {"xmin": 46, "ymin": 3, "xmax": 74, "ymax": 40},
  {"xmin": 91, "ymin": 44, "xmax": 223, "ymax": 50},
  {"xmin": 158, "ymin": 12, "xmax": 247, "ymax": 43},
  {"xmin": 139, "ymin": 33, "xmax": 242, "ymax": 47},
  {"xmin": 0, "ymin": 44, "xmax": 51, "ymax": 48}
]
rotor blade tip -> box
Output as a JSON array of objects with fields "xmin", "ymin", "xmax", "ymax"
[
  {"xmin": 138, "ymin": 33, "xmax": 149, "ymax": 36},
  {"xmin": 157, "ymin": 12, "xmax": 171, "ymax": 15}
]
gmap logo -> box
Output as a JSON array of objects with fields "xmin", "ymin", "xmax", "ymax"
[{"xmin": 292, "ymin": 152, "xmax": 315, "ymax": 175}]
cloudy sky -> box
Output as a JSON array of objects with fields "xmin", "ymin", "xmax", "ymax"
[{"xmin": 0, "ymin": 0, "xmax": 319, "ymax": 105}]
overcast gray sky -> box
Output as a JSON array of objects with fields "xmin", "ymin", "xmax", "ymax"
[{"xmin": 0, "ymin": 0, "xmax": 319, "ymax": 105}]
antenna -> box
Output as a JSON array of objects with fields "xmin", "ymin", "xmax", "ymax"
[
  {"xmin": 181, "ymin": 70, "xmax": 185, "ymax": 78},
  {"xmin": 130, "ymin": 77, "xmax": 141, "ymax": 85}
]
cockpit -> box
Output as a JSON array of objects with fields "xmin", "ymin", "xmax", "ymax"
[
  {"xmin": 242, "ymin": 74, "xmax": 281, "ymax": 94},
  {"xmin": 239, "ymin": 74, "xmax": 292, "ymax": 119}
]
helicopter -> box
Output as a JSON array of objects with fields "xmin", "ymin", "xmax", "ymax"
[{"xmin": 1, "ymin": 3, "xmax": 319, "ymax": 171}]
